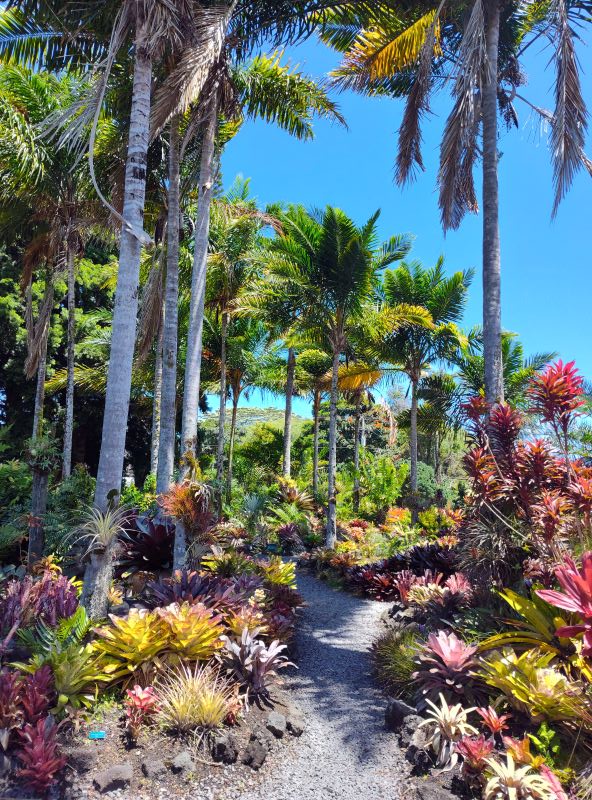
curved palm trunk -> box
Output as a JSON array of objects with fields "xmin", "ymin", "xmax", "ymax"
[
  {"xmin": 482, "ymin": 1, "xmax": 503, "ymax": 404},
  {"xmin": 312, "ymin": 388, "xmax": 321, "ymax": 496},
  {"xmin": 226, "ymin": 388, "xmax": 239, "ymax": 504},
  {"xmin": 216, "ymin": 310, "xmax": 229, "ymax": 515},
  {"xmin": 282, "ymin": 347, "xmax": 295, "ymax": 478},
  {"xmin": 86, "ymin": 31, "xmax": 152, "ymax": 619},
  {"xmin": 94, "ymin": 33, "xmax": 152, "ymax": 512},
  {"xmin": 353, "ymin": 392, "xmax": 362, "ymax": 513},
  {"xmin": 150, "ymin": 318, "xmax": 164, "ymax": 475},
  {"xmin": 28, "ymin": 288, "xmax": 53, "ymax": 567},
  {"xmin": 179, "ymin": 103, "xmax": 217, "ymax": 476},
  {"xmin": 156, "ymin": 118, "xmax": 181, "ymax": 494},
  {"xmin": 326, "ymin": 348, "xmax": 340, "ymax": 547},
  {"xmin": 410, "ymin": 377, "xmax": 419, "ymax": 523},
  {"xmin": 32, "ymin": 323, "xmax": 50, "ymax": 440},
  {"xmin": 62, "ymin": 245, "xmax": 76, "ymax": 478}
]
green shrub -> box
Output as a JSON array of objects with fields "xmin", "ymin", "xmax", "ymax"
[
  {"xmin": 417, "ymin": 506, "xmax": 455, "ymax": 537},
  {"xmin": 0, "ymin": 459, "xmax": 31, "ymax": 510},
  {"xmin": 236, "ymin": 423, "xmax": 283, "ymax": 474},
  {"xmin": 371, "ymin": 628, "xmax": 419, "ymax": 701},
  {"xmin": 401, "ymin": 462, "xmax": 437, "ymax": 511}
]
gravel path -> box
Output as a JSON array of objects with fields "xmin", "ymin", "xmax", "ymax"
[{"xmin": 242, "ymin": 571, "xmax": 407, "ymax": 800}]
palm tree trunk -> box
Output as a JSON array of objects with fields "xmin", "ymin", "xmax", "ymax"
[
  {"xmin": 179, "ymin": 101, "xmax": 217, "ymax": 475},
  {"xmin": 353, "ymin": 392, "xmax": 361, "ymax": 514},
  {"xmin": 410, "ymin": 377, "xmax": 419, "ymax": 523},
  {"xmin": 326, "ymin": 348, "xmax": 340, "ymax": 547},
  {"xmin": 32, "ymin": 324, "xmax": 50, "ymax": 440},
  {"xmin": 62, "ymin": 245, "xmax": 76, "ymax": 478},
  {"xmin": 29, "ymin": 290, "xmax": 52, "ymax": 567},
  {"xmin": 312, "ymin": 388, "xmax": 321, "ymax": 496},
  {"xmin": 28, "ymin": 467, "xmax": 49, "ymax": 567},
  {"xmin": 282, "ymin": 347, "xmax": 296, "ymax": 478},
  {"xmin": 482, "ymin": 0, "xmax": 503, "ymax": 405},
  {"xmin": 156, "ymin": 117, "xmax": 181, "ymax": 494},
  {"xmin": 216, "ymin": 310, "xmax": 228, "ymax": 514},
  {"xmin": 93, "ymin": 30, "xmax": 152, "ymax": 512},
  {"xmin": 85, "ymin": 30, "xmax": 151, "ymax": 619},
  {"xmin": 150, "ymin": 318, "xmax": 164, "ymax": 475},
  {"xmin": 226, "ymin": 390, "xmax": 239, "ymax": 504},
  {"xmin": 434, "ymin": 429, "xmax": 443, "ymax": 485}
]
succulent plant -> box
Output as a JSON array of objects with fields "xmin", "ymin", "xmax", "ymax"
[
  {"xmin": 221, "ymin": 628, "xmax": 293, "ymax": 698},
  {"xmin": 418, "ymin": 693, "xmax": 478, "ymax": 769},
  {"xmin": 477, "ymin": 706, "xmax": 512, "ymax": 738},
  {"xmin": 456, "ymin": 735, "xmax": 495, "ymax": 779},
  {"xmin": 413, "ymin": 630, "xmax": 484, "ymax": 708},
  {"xmin": 118, "ymin": 514, "xmax": 174, "ymax": 571},
  {"xmin": 15, "ymin": 717, "xmax": 66, "ymax": 795},
  {"xmin": 124, "ymin": 685, "xmax": 159, "ymax": 740},
  {"xmin": 483, "ymin": 753, "xmax": 554, "ymax": 800}
]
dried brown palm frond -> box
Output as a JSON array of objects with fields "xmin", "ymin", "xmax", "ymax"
[
  {"xmin": 150, "ymin": 3, "xmax": 235, "ymax": 138},
  {"xmin": 396, "ymin": 0, "xmax": 446, "ymax": 186},
  {"xmin": 21, "ymin": 232, "xmax": 51, "ymax": 292},
  {"xmin": 136, "ymin": 247, "xmax": 165, "ymax": 364},
  {"xmin": 24, "ymin": 282, "xmax": 54, "ymax": 379},
  {"xmin": 438, "ymin": 0, "xmax": 486, "ymax": 230},
  {"xmin": 550, "ymin": 0, "xmax": 591, "ymax": 216}
]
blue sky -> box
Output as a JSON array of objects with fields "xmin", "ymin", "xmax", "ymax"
[{"xmin": 217, "ymin": 32, "xmax": 592, "ymax": 418}]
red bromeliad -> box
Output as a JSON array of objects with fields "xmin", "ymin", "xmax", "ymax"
[
  {"xmin": 537, "ymin": 552, "xmax": 592, "ymax": 657},
  {"xmin": 476, "ymin": 706, "xmax": 511, "ymax": 736}
]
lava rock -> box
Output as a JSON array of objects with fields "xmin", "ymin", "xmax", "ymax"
[
  {"xmin": 396, "ymin": 714, "xmax": 424, "ymax": 748},
  {"xmin": 409, "ymin": 778, "xmax": 458, "ymax": 800},
  {"xmin": 385, "ymin": 698, "xmax": 417, "ymax": 731},
  {"xmin": 141, "ymin": 759, "xmax": 167, "ymax": 779},
  {"xmin": 242, "ymin": 731, "xmax": 271, "ymax": 770},
  {"xmin": 405, "ymin": 725, "xmax": 434, "ymax": 772},
  {"xmin": 93, "ymin": 763, "xmax": 133, "ymax": 793},
  {"xmin": 286, "ymin": 710, "xmax": 306, "ymax": 737},
  {"xmin": 171, "ymin": 750, "xmax": 196, "ymax": 774},
  {"xmin": 266, "ymin": 711, "xmax": 287, "ymax": 739},
  {"xmin": 67, "ymin": 746, "xmax": 97, "ymax": 774},
  {"xmin": 212, "ymin": 733, "xmax": 239, "ymax": 765}
]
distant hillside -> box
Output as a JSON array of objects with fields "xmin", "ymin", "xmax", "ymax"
[{"xmin": 200, "ymin": 407, "xmax": 309, "ymax": 440}]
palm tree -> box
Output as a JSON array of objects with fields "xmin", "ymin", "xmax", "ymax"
[
  {"xmin": 376, "ymin": 258, "xmax": 472, "ymax": 519},
  {"xmin": 320, "ymin": 1, "xmax": 592, "ymax": 404},
  {"xmin": 205, "ymin": 185, "xmax": 277, "ymax": 512},
  {"xmin": 222, "ymin": 318, "xmax": 274, "ymax": 503},
  {"xmin": 176, "ymin": 51, "xmax": 345, "ymax": 480},
  {"xmin": 249, "ymin": 204, "xmax": 417, "ymax": 545},
  {"xmin": 0, "ymin": 66, "xmax": 107, "ymax": 470},
  {"xmin": 297, "ymin": 349, "xmax": 332, "ymax": 496}
]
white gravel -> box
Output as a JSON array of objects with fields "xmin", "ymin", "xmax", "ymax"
[{"xmin": 241, "ymin": 571, "xmax": 407, "ymax": 800}]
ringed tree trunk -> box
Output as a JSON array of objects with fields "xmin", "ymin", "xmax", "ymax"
[
  {"xmin": 28, "ymin": 467, "xmax": 49, "ymax": 567},
  {"xmin": 32, "ymin": 323, "xmax": 50, "ymax": 440},
  {"xmin": 226, "ymin": 386, "xmax": 240, "ymax": 504},
  {"xmin": 215, "ymin": 310, "xmax": 229, "ymax": 515},
  {"xmin": 326, "ymin": 347, "xmax": 340, "ymax": 548},
  {"xmin": 312, "ymin": 388, "xmax": 321, "ymax": 497},
  {"xmin": 282, "ymin": 347, "xmax": 296, "ymax": 478},
  {"xmin": 156, "ymin": 117, "xmax": 181, "ymax": 494},
  {"xmin": 85, "ymin": 30, "xmax": 152, "ymax": 619},
  {"xmin": 179, "ymin": 101, "xmax": 218, "ymax": 477},
  {"xmin": 94, "ymin": 31, "xmax": 152, "ymax": 511},
  {"xmin": 62, "ymin": 244, "xmax": 76, "ymax": 478},
  {"xmin": 352, "ymin": 392, "xmax": 362, "ymax": 514},
  {"xmin": 150, "ymin": 316, "xmax": 164, "ymax": 475},
  {"xmin": 410, "ymin": 376, "xmax": 419, "ymax": 523},
  {"xmin": 482, "ymin": 0, "xmax": 503, "ymax": 405}
]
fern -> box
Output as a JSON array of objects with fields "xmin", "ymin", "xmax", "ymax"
[{"xmin": 17, "ymin": 606, "xmax": 92, "ymax": 657}]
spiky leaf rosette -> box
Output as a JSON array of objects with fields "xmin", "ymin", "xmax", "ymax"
[{"xmin": 413, "ymin": 630, "xmax": 485, "ymax": 708}]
